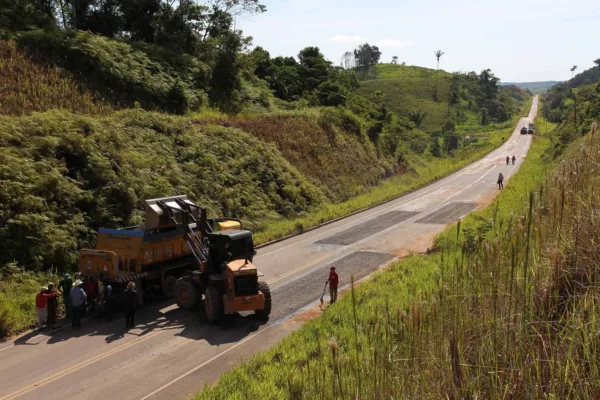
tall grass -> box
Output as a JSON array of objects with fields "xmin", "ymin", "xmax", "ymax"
[
  {"xmin": 0, "ymin": 267, "xmax": 60, "ymax": 337},
  {"xmin": 197, "ymin": 114, "xmax": 600, "ymax": 398},
  {"xmin": 0, "ymin": 40, "xmax": 110, "ymax": 116}
]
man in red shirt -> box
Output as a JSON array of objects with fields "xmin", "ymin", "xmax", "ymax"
[
  {"xmin": 326, "ymin": 266, "xmax": 339, "ymax": 304},
  {"xmin": 35, "ymin": 288, "xmax": 60, "ymax": 329}
]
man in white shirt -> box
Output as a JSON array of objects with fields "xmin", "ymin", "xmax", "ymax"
[{"xmin": 70, "ymin": 280, "xmax": 87, "ymax": 328}]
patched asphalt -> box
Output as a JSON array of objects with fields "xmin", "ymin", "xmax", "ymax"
[
  {"xmin": 315, "ymin": 211, "xmax": 419, "ymax": 246},
  {"xmin": 415, "ymin": 202, "xmax": 478, "ymax": 224},
  {"xmin": 270, "ymin": 251, "xmax": 394, "ymax": 321}
]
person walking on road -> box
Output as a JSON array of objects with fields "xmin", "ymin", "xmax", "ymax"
[
  {"xmin": 58, "ymin": 273, "xmax": 73, "ymax": 319},
  {"xmin": 70, "ymin": 280, "xmax": 87, "ymax": 328},
  {"xmin": 497, "ymin": 172, "xmax": 504, "ymax": 190},
  {"xmin": 123, "ymin": 281, "xmax": 140, "ymax": 330},
  {"xmin": 326, "ymin": 266, "xmax": 339, "ymax": 304},
  {"xmin": 506, "ymin": 156, "xmax": 510, "ymax": 165},
  {"xmin": 46, "ymin": 283, "xmax": 59, "ymax": 328},
  {"xmin": 36, "ymin": 287, "xmax": 60, "ymax": 329},
  {"xmin": 512, "ymin": 155, "xmax": 516, "ymax": 165}
]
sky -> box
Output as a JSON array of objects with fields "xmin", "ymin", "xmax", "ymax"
[{"xmin": 236, "ymin": 0, "xmax": 599, "ymax": 82}]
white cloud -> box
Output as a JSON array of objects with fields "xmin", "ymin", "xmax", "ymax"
[
  {"xmin": 329, "ymin": 34, "xmax": 364, "ymax": 43},
  {"xmin": 375, "ymin": 39, "xmax": 415, "ymax": 48}
]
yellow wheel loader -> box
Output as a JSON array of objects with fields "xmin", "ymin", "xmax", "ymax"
[{"xmin": 78, "ymin": 195, "xmax": 271, "ymax": 322}]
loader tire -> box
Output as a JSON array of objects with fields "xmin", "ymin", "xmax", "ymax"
[
  {"xmin": 255, "ymin": 281, "xmax": 272, "ymax": 320},
  {"xmin": 175, "ymin": 276, "xmax": 200, "ymax": 311},
  {"xmin": 162, "ymin": 275, "xmax": 177, "ymax": 299},
  {"xmin": 205, "ymin": 287, "xmax": 224, "ymax": 323}
]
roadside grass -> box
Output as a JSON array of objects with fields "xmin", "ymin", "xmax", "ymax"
[
  {"xmin": 196, "ymin": 110, "xmax": 600, "ymax": 398},
  {"xmin": 0, "ymin": 268, "xmax": 60, "ymax": 337}
]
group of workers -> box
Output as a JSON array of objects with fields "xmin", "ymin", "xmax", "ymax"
[{"xmin": 34, "ymin": 274, "xmax": 139, "ymax": 331}]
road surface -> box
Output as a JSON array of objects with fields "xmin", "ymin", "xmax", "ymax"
[{"xmin": 0, "ymin": 97, "xmax": 538, "ymax": 400}]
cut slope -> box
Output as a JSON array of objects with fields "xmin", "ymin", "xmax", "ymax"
[
  {"xmin": 210, "ymin": 110, "xmax": 392, "ymax": 202},
  {"xmin": 0, "ymin": 110, "xmax": 322, "ymax": 271},
  {"xmin": 0, "ymin": 40, "xmax": 109, "ymax": 115}
]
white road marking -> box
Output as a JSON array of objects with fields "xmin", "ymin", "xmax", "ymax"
[
  {"xmin": 139, "ymin": 325, "xmax": 275, "ymax": 400},
  {"xmin": 0, "ymin": 345, "xmax": 15, "ymax": 353}
]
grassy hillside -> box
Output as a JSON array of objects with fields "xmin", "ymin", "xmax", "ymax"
[
  {"xmin": 358, "ymin": 64, "xmax": 452, "ymax": 133},
  {"xmin": 358, "ymin": 64, "xmax": 525, "ymax": 135},
  {"xmin": 197, "ymin": 109, "xmax": 600, "ymax": 399}
]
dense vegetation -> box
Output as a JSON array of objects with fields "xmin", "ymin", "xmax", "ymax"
[
  {"xmin": 542, "ymin": 58, "xmax": 600, "ymax": 156},
  {"xmin": 197, "ymin": 105, "xmax": 600, "ymax": 398}
]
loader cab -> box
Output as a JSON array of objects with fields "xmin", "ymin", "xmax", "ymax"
[{"xmin": 207, "ymin": 230, "xmax": 256, "ymax": 268}]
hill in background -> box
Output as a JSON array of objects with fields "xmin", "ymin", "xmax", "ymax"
[
  {"xmin": 500, "ymin": 81, "xmax": 560, "ymax": 94},
  {"xmin": 358, "ymin": 64, "xmax": 528, "ymax": 135}
]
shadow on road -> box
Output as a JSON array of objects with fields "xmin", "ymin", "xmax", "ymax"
[{"xmin": 13, "ymin": 298, "xmax": 267, "ymax": 347}]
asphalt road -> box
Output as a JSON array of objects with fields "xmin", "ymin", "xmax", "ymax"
[{"xmin": 0, "ymin": 97, "xmax": 538, "ymax": 400}]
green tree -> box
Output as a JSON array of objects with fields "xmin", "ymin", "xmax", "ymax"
[
  {"xmin": 0, "ymin": 0, "xmax": 57, "ymax": 32},
  {"xmin": 298, "ymin": 46, "xmax": 330, "ymax": 92},
  {"xmin": 209, "ymin": 31, "xmax": 244, "ymax": 112},
  {"xmin": 408, "ymin": 109, "xmax": 427, "ymax": 128},
  {"xmin": 317, "ymin": 81, "xmax": 346, "ymax": 106},
  {"xmin": 480, "ymin": 108, "xmax": 489, "ymax": 125},
  {"xmin": 354, "ymin": 43, "xmax": 381, "ymax": 69},
  {"xmin": 391, "ymin": 56, "xmax": 398, "ymax": 64},
  {"xmin": 433, "ymin": 49, "xmax": 444, "ymax": 100}
]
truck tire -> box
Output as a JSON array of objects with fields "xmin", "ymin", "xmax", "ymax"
[
  {"xmin": 162, "ymin": 275, "xmax": 177, "ymax": 299},
  {"xmin": 204, "ymin": 286, "xmax": 224, "ymax": 323},
  {"xmin": 175, "ymin": 276, "xmax": 200, "ymax": 311},
  {"xmin": 255, "ymin": 281, "xmax": 272, "ymax": 320}
]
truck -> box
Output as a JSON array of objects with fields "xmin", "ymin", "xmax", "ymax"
[
  {"xmin": 77, "ymin": 195, "xmax": 271, "ymax": 322},
  {"xmin": 528, "ymin": 123, "xmax": 535, "ymax": 134}
]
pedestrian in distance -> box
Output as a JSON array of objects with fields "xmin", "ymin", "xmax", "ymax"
[
  {"xmin": 46, "ymin": 283, "xmax": 59, "ymax": 328},
  {"xmin": 35, "ymin": 287, "xmax": 59, "ymax": 329},
  {"xmin": 506, "ymin": 156, "xmax": 510, "ymax": 165},
  {"xmin": 58, "ymin": 273, "xmax": 73, "ymax": 319},
  {"xmin": 512, "ymin": 155, "xmax": 516, "ymax": 165},
  {"xmin": 104, "ymin": 281, "xmax": 114, "ymax": 323},
  {"xmin": 326, "ymin": 266, "xmax": 339, "ymax": 304},
  {"xmin": 497, "ymin": 172, "xmax": 504, "ymax": 190},
  {"xmin": 123, "ymin": 281, "xmax": 140, "ymax": 330},
  {"xmin": 70, "ymin": 280, "xmax": 87, "ymax": 328}
]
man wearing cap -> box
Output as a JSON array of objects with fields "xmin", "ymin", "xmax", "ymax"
[
  {"xmin": 70, "ymin": 280, "xmax": 87, "ymax": 328},
  {"xmin": 58, "ymin": 273, "xmax": 73, "ymax": 319},
  {"xmin": 326, "ymin": 266, "xmax": 339, "ymax": 304}
]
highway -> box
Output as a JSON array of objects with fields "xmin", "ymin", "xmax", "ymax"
[{"xmin": 0, "ymin": 96, "xmax": 537, "ymax": 400}]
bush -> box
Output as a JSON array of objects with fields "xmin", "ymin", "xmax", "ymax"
[{"xmin": 17, "ymin": 30, "xmax": 207, "ymax": 113}]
